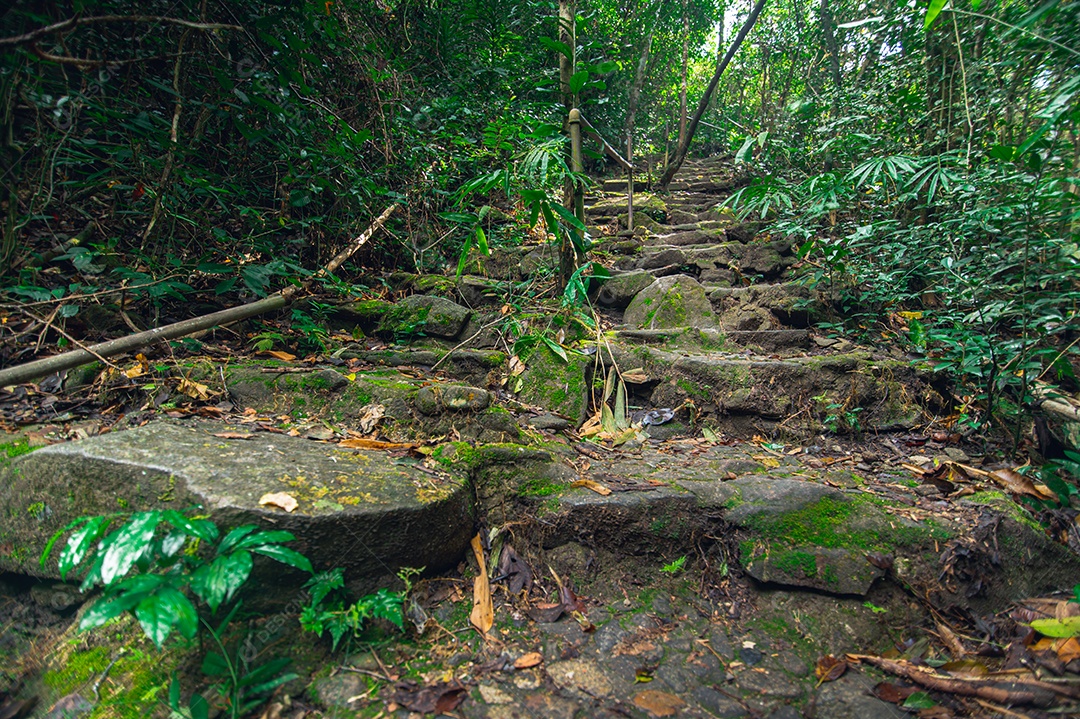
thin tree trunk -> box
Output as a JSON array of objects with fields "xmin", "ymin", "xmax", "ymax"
[
  {"xmin": 819, "ymin": 0, "xmax": 841, "ymax": 92},
  {"xmin": 678, "ymin": 0, "xmax": 690, "ymax": 149},
  {"xmin": 558, "ymin": 0, "xmax": 577, "ymax": 288},
  {"xmin": 659, "ymin": 0, "xmax": 768, "ymax": 188}
]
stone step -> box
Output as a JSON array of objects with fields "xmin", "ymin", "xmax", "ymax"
[
  {"xmin": 0, "ymin": 420, "xmax": 473, "ymax": 601},
  {"xmin": 600, "ymin": 178, "xmax": 648, "ymax": 192}
]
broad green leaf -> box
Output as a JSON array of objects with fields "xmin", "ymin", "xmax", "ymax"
[
  {"xmin": 902, "ymin": 691, "xmax": 937, "ymax": 710},
  {"xmin": 100, "ymin": 512, "xmax": 162, "ymax": 586},
  {"xmin": 217, "ymin": 525, "xmax": 258, "ymax": 554},
  {"xmin": 735, "ymin": 136, "xmax": 755, "ymax": 163},
  {"xmin": 201, "ymin": 651, "xmax": 230, "ymax": 677},
  {"xmin": 190, "ymin": 551, "xmax": 253, "ymax": 611},
  {"xmin": 568, "ymin": 70, "xmax": 589, "ymax": 94},
  {"xmin": 456, "ymin": 234, "xmax": 473, "ymax": 280},
  {"xmin": 475, "ymin": 227, "xmax": 490, "ymax": 256},
  {"xmin": 162, "ymin": 511, "xmax": 219, "ymax": 542},
  {"xmin": 56, "ymin": 516, "xmax": 112, "ymax": 578},
  {"xmin": 538, "ymin": 36, "xmax": 573, "ymax": 60},
  {"xmin": 79, "ymin": 590, "xmax": 145, "ymax": 631},
  {"xmin": 244, "ymin": 672, "xmax": 298, "ymax": 699},
  {"xmin": 238, "ymin": 657, "xmax": 292, "ymax": 688},
  {"xmin": 614, "ymin": 380, "xmax": 628, "ymax": 431},
  {"xmin": 594, "ymin": 60, "xmax": 619, "ymax": 74},
  {"xmin": 135, "ymin": 586, "xmax": 197, "ymax": 647},
  {"xmin": 1030, "ymin": 616, "xmax": 1080, "ymax": 638},
  {"xmin": 231, "ymin": 530, "xmax": 296, "ymax": 551},
  {"xmin": 41, "ymin": 516, "xmax": 94, "ymax": 569},
  {"xmin": 924, "ymin": 0, "xmax": 948, "ymax": 29},
  {"xmin": 251, "ymin": 544, "xmax": 313, "ymax": 573},
  {"xmin": 550, "ymin": 203, "xmax": 587, "ymax": 232},
  {"xmin": 541, "ymin": 336, "xmax": 569, "ymax": 362}
]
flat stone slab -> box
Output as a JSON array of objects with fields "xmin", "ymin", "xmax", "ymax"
[{"xmin": 0, "ymin": 421, "xmax": 473, "ymax": 595}]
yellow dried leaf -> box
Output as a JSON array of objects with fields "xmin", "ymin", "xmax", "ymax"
[
  {"xmin": 262, "ymin": 350, "xmax": 297, "ymax": 361},
  {"xmin": 569, "ymin": 479, "xmax": 612, "ymax": 496},
  {"xmin": 177, "ymin": 377, "xmax": 212, "ymax": 400},
  {"xmin": 259, "ymin": 492, "xmax": 298, "ymax": 513},
  {"xmin": 470, "ymin": 535, "xmax": 494, "ymax": 636},
  {"xmin": 514, "ymin": 652, "xmax": 543, "ymax": 669}
]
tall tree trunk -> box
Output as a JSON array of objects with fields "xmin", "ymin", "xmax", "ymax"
[
  {"xmin": 659, "ymin": 0, "xmax": 768, "ymax": 188},
  {"xmin": 819, "ymin": 0, "xmax": 841, "ymax": 92},
  {"xmin": 624, "ymin": 24, "xmax": 656, "ymax": 147},
  {"xmin": 558, "ymin": 0, "xmax": 577, "ymax": 288},
  {"xmin": 678, "ymin": 0, "xmax": 689, "ymax": 149}
]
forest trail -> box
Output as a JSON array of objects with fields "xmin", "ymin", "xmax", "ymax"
[{"xmin": 2, "ymin": 157, "xmax": 1079, "ymax": 719}]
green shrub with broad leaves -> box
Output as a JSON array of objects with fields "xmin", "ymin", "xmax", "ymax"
[{"xmin": 41, "ymin": 510, "xmax": 314, "ymax": 719}]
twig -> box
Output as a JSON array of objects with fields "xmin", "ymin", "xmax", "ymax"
[
  {"xmin": 0, "ymin": 15, "xmax": 242, "ymax": 47},
  {"xmin": 431, "ymin": 318, "xmax": 504, "ymax": 371},
  {"xmin": 21, "ymin": 309, "xmax": 120, "ymax": 371}
]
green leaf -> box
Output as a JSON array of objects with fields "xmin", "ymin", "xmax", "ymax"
[
  {"xmin": 135, "ymin": 586, "xmax": 197, "ymax": 647},
  {"xmin": 902, "ymin": 691, "xmax": 937, "ymax": 709},
  {"xmin": 924, "ymin": 0, "xmax": 948, "ymax": 29},
  {"xmin": 189, "ymin": 694, "xmax": 209, "ymax": 719},
  {"xmin": 162, "ymin": 511, "xmax": 219, "ymax": 542},
  {"xmin": 218, "ymin": 525, "xmax": 258, "ymax": 554},
  {"xmin": 41, "ymin": 516, "xmax": 93, "ymax": 570},
  {"xmin": 541, "ymin": 336, "xmax": 569, "ymax": 362},
  {"xmin": 366, "ymin": 588, "xmax": 404, "ymax": 629},
  {"xmin": 100, "ymin": 512, "xmax": 162, "ymax": 586},
  {"xmin": 79, "ymin": 591, "xmax": 146, "ymax": 631},
  {"xmin": 1030, "ymin": 616, "xmax": 1080, "ymax": 638},
  {"xmin": 231, "ymin": 530, "xmax": 296, "ymax": 551},
  {"xmin": 568, "ymin": 70, "xmax": 589, "ymax": 94},
  {"xmin": 735, "ymin": 136, "xmax": 755, "ymax": 163},
  {"xmin": 201, "ymin": 651, "xmax": 231, "ymax": 677},
  {"xmin": 537, "ymin": 36, "xmax": 573, "ymax": 60},
  {"xmin": 594, "ymin": 60, "xmax": 619, "ymax": 74},
  {"xmin": 238, "ymin": 657, "xmax": 292, "ymax": 688},
  {"xmin": 190, "ymin": 551, "xmax": 253, "ymax": 612},
  {"xmin": 475, "ymin": 227, "xmax": 490, "ymax": 256},
  {"xmin": 251, "ymin": 544, "xmax": 313, "ymax": 573},
  {"xmin": 56, "ymin": 516, "xmax": 112, "ymax": 578},
  {"xmin": 456, "ymin": 233, "xmax": 474, "ymax": 280}
]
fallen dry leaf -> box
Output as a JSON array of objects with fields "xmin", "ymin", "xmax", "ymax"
[
  {"xmin": 259, "ymin": 492, "xmax": 298, "ymax": 513},
  {"xmin": 261, "ymin": 350, "xmax": 297, "ymax": 361},
  {"xmin": 872, "ymin": 682, "xmax": 918, "ymax": 703},
  {"xmin": 632, "ymin": 689, "xmax": 686, "ymax": 717},
  {"xmin": 514, "ymin": 652, "xmax": 543, "ymax": 669},
  {"xmin": 569, "ymin": 479, "xmax": 612, "ymax": 496},
  {"xmin": 470, "ymin": 535, "xmax": 494, "ymax": 636},
  {"xmin": 815, "ymin": 654, "xmax": 848, "ymax": 685},
  {"xmin": 211, "ymin": 431, "xmax": 253, "ymax": 439},
  {"xmin": 622, "ymin": 368, "xmax": 649, "ymax": 384},
  {"xmin": 177, "ymin": 377, "xmax": 213, "ymax": 400},
  {"xmin": 338, "ymin": 438, "xmax": 418, "ymax": 450},
  {"xmin": 509, "ymin": 355, "xmax": 526, "ymax": 376},
  {"xmin": 357, "ymin": 403, "xmax": 385, "ymax": 434},
  {"xmin": 389, "ymin": 679, "xmax": 466, "ymax": 714},
  {"xmin": 988, "ymin": 467, "xmax": 1056, "ymax": 501}
]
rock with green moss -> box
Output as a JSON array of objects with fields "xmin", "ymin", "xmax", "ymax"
[
  {"xmin": 384, "ymin": 295, "xmax": 471, "ymax": 338},
  {"xmin": 0, "ymin": 421, "xmax": 473, "ymax": 600},
  {"xmin": 623, "ymin": 275, "xmax": 719, "ymax": 330},
  {"xmin": 516, "ymin": 345, "xmax": 592, "ymax": 426},
  {"xmin": 697, "ymin": 478, "xmax": 942, "ymax": 596},
  {"xmin": 596, "ymin": 270, "xmax": 655, "ymax": 309},
  {"xmin": 415, "ymin": 385, "xmax": 491, "ymax": 414}
]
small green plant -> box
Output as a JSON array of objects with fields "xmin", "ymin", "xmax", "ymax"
[
  {"xmin": 250, "ymin": 330, "xmax": 287, "ymax": 353},
  {"xmin": 290, "ymin": 309, "xmax": 330, "ymax": 353},
  {"xmin": 862, "ymin": 601, "xmax": 886, "ymax": 614},
  {"xmin": 812, "ymin": 393, "xmax": 862, "ymax": 435},
  {"xmin": 299, "ymin": 567, "xmax": 405, "ymax": 650},
  {"xmin": 661, "ymin": 556, "xmax": 687, "ymax": 574},
  {"xmin": 42, "ymin": 510, "xmax": 313, "ymax": 719}
]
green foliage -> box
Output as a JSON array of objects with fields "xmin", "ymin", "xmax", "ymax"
[
  {"xmin": 299, "ymin": 568, "xmax": 405, "ymax": 651},
  {"xmin": 661, "ymin": 556, "xmax": 687, "ymax": 574},
  {"xmin": 41, "ymin": 510, "xmax": 311, "ymax": 646}
]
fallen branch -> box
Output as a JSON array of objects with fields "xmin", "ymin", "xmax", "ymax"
[
  {"xmin": 0, "ymin": 15, "xmax": 242, "ymax": 48},
  {"xmin": 0, "ymin": 204, "xmax": 397, "ymax": 388},
  {"xmin": 848, "ymin": 654, "xmax": 1079, "ymax": 707}
]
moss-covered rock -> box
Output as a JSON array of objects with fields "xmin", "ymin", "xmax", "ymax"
[
  {"xmin": 516, "ymin": 345, "xmax": 592, "ymax": 426},
  {"xmin": 382, "ymin": 295, "xmax": 472, "ymax": 339},
  {"xmin": 623, "ymin": 275, "xmax": 719, "ymax": 330}
]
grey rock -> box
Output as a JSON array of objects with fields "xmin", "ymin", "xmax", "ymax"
[
  {"xmin": 2, "ymin": 421, "xmax": 472, "ymax": 603},
  {"xmin": 30, "ymin": 582, "xmax": 83, "ymax": 612},
  {"xmin": 691, "ymin": 687, "xmax": 747, "ymax": 718},
  {"xmin": 395, "ymin": 294, "xmax": 472, "ymax": 338},
  {"xmin": 309, "ymin": 368, "xmax": 349, "ymax": 392},
  {"xmin": 527, "ymin": 414, "xmax": 570, "ymax": 431},
  {"xmin": 310, "ymin": 673, "xmax": 367, "ymax": 710},
  {"xmin": 624, "ymin": 275, "xmax": 719, "ymax": 330},
  {"xmin": 813, "ymin": 672, "xmax": 908, "ymax": 719},
  {"xmin": 415, "ymin": 384, "xmax": 491, "ymax": 414},
  {"xmin": 596, "ymin": 270, "xmax": 655, "ymax": 309}
]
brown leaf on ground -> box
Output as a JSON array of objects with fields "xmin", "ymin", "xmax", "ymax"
[
  {"xmin": 872, "ymin": 682, "xmax": 917, "ymax": 703},
  {"xmin": 569, "ymin": 479, "xmax": 612, "ymax": 495},
  {"xmin": 815, "ymin": 654, "xmax": 848, "ymax": 684},
  {"xmin": 259, "ymin": 492, "xmax": 298, "ymax": 512},
  {"xmin": 470, "ymin": 535, "xmax": 494, "ymax": 636},
  {"xmin": 211, "ymin": 431, "xmax": 254, "ymax": 439},
  {"xmin": 988, "ymin": 467, "xmax": 1057, "ymax": 501},
  {"xmin": 497, "ymin": 544, "xmax": 533, "ymax": 594},
  {"xmin": 526, "ymin": 603, "xmax": 564, "ymax": 623},
  {"xmin": 261, "ymin": 350, "xmax": 297, "ymax": 361},
  {"xmin": 632, "ymin": 689, "xmax": 686, "ymax": 717},
  {"xmin": 388, "ymin": 679, "xmax": 467, "ymax": 714},
  {"xmin": 339, "ymin": 438, "xmax": 418, "ymax": 450},
  {"xmin": 514, "ymin": 652, "xmax": 543, "ymax": 669}
]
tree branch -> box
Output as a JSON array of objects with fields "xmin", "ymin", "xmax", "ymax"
[{"xmin": 0, "ymin": 15, "xmax": 242, "ymax": 48}]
